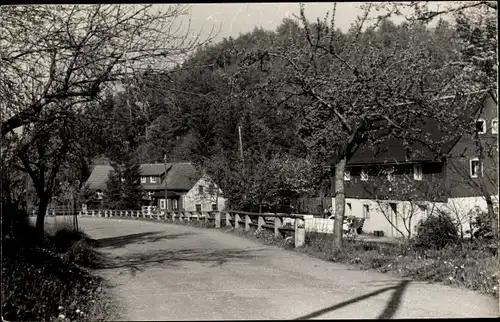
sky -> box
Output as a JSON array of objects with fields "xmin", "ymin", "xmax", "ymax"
[{"xmin": 181, "ymin": 2, "xmax": 450, "ymax": 44}]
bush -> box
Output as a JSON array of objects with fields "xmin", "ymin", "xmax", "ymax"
[
  {"xmin": 472, "ymin": 210, "xmax": 493, "ymax": 240},
  {"xmin": 413, "ymin": 211, "xmax": 459, "ymax": 249},
  {"xmin": 1, "ymin": 220, "xmax": 111, "ymax": 321}
]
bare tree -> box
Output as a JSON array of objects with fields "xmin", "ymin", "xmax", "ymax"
[
  {"xmin": 0, "ymin": 4, "xmax": 217, "ymax": 136},
  {"xmin": 0, "ymin": 4, "xmax": 216, "ymax": 240},
  {"xmin": 368, "ymin": 171, "xmax": 447, "ymax": 240},
  {"xmin": 236, "ymin": 4, "xmax": 485, "ymax": 249}
]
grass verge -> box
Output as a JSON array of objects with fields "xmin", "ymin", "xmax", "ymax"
[{"xmin": 1, "ymin": 221, "xmax": 117, "ymax": 322}]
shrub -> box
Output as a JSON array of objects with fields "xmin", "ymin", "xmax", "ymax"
[
  {"xmin": 413, "ymin": 211, "xmax": 459, "ymax": 249},
  {"xmin": 49, "ymin": 225, "xmax": 88, "ymax": 253},
  {"xmin": 1, "ymin": 221, "xmax": 110, "ymax": 321},
  {"xmin": 472, "ymin": 210, "xmax": 493, "ymax": 240}
]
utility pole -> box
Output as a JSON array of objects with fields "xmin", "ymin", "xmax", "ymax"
[{"xmin": 164, "ymin": 154, "xmax": 168, "ymax": 213}]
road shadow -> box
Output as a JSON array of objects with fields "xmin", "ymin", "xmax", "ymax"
[
  {"xmin": 92, "ymin": 231, "xmax": 195, "ymax": 249},
  {"xmin": 97, "ymin": 247, "xmax": 265, "ymax": 277},
  {"xmin": 294, "ymin": 280, "xmax": 411, "ymax": 320}
]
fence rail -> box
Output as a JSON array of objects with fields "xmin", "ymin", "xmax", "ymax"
[{"xmin": 76, "ymin": 209, "xmax": 308, "ymax": 247}]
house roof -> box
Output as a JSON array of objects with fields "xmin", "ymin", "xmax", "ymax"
[
  {"xmin": 140, "ymin": 163, "xmax": 171, "ymax": 176},
  {"xmin": 86, "ymin": 165, "xmax": 113, "ymax": 190},
  {"xmin": 347, "ymin": 91, "xmax": 489, "ymax": 166},
  {"xmin": 85, "ymin": 162, "xmax": 200, "ymax": 191}
]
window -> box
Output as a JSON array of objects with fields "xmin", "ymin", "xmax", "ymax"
[
  {"xmin": 386, "ymin": 166, "xmax": 395, "ymax": 181},
  {"xmin": 470, "ymin": 158, "xmax": 482, "ymax": 178},
  {"xmin": 198, "ymin": 185, "xmax": 204, "ymax": 194},
  {"xmin": 346, "ymin": 203, "xmax": 352, "ymax": 216},
  {"xmin": 150, "ymin": 176, "xmax": 157, "ymax": 183},
  {"xmin": 476, "ymin": 119, "xmax": 486, "ymax": 134},
  {"xmin": 195, "ymin": 204, "xmax": 202, "ymax": 212},
  {"xmin": 363, "ymin": 204, "xmax": 370, "ymax": 219},
  {"xmin": 141, "ymin": 177, "xmax": 146, "ymax": 184},
  {"xmin": 492, "ymin": 118, "xmax": 498, "ymax": 134},
  {"xmin": 413, "ymin": 164, "xmax": 423, "ymax": 181},
  {"xmin": 172, "ymin": 199, "xmax": 178, "ymax": 210},
  {"xmin": 360, "ymin": 168, "xmax": 368, "ymax": 181},
  {"xmin": 344, "ymin": 170, "xmax": 351, "ymax": 181},
  {"xmin": 212, "ymin": 203, "xmax": 218, "ymax": 211},
  {"xmin": 208, "ymin": 184, "xmax": 215, "ymax": 195},
  {"xmin": 96, "ymin": 191, "xmax": 103, "ymax": 200},
  {"xmin": 159, "ymin": 199, "xmax": 166, "ymax": 210}
]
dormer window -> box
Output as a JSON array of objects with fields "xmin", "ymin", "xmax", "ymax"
[
  {"xmin": 360, "ymin": 168, "xmax": 368, "ymax": 181},
  {"xmin": 413, "ymin": 164, "xmax": 423, "ymax": 181},
  {"xmin": 141, "ymin": 177, "xmax": 146, "ymax": 184},
  {"xmin": 344, "ymin": 170, "xmax": 351, "ymax": 181},
  {"xmin": 150, "ymin": 176, "xmax": 156, "ymax": 183},
  {"xmin": 198, "ymin": 185, "xmax": 204, "ymax": 194},
  {"xmin": 476, "ymin": 118, "xmax": 486, "ymax": 134},
  {"xmin": 96, "ymin": 191, "xmax": 103, "ymax": 200},
  {"xmin": 492, "ymin": 118, "xmax": 498, "ymax": 134}
]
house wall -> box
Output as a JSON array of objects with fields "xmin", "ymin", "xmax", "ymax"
[
  {"xmin": 433, "ymin": 195, "xmax": 499, "ymax": 233},
  {"xmin": 332, "ymin": 198, "xmax": 441, "ymax": 238},
  {"xmin": 446, "ymin": 94, "xmax": 498, "ymax": 198},
  {"xmin": 182, "ymin": 176, "xmax": 227, "ymax": 212},
  {"xmin": 331, "ymin": 194, "xmax": 498, "ymax": 238},
  {"xmin": 343, "ymin": 162, "xmax": 447, "ymax": 202}
]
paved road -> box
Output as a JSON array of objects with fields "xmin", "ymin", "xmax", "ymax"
[{"xmin": 72, "ymin": 217, "xmax": 498, "ymax": 320}]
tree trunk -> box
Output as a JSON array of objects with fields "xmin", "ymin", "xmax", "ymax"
[
  {"xmin": 485, "ymin": 194, "xmax": 498, "ymax": 243},
  {"xmin": 73, "ymin": 193, "xmax": 79, "ymax": 231},
  {"xmin": 333, "ymin": 157, "xmax": 346, "ymax": 249},
  {"xmin": 35, "ymin": 195, "xmax": 50, "ymax": 243}
]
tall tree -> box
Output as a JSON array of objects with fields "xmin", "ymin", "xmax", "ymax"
[
  {"xmin": 0, "ymin": 4, "xmax": 215, "ymax": 240},
  {"xmin": 234, "ymin": 4, "xmax": 484, "ymax": 248}
]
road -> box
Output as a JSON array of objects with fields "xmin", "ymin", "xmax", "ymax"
[{"xmin": 72, "ymin": 217, "xmax": 498, "ymax": 320}]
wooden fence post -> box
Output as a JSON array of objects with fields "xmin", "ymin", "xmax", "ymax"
[
  {"xmin": 294, "ymin": 218, "xmax": 305, "ymax": 248},
  {"xmin": 172, "ymin": 212, "xmax": 176, "ymax": 222},
  {"xmin": 258, "ymin": 216, "xmax": 265, "ymax": 230},
  {"xmin": 179, "ymin": 212, "xmax": 184, "ymax": 223},
  {"xmin": 234, "ymin": 213, "xmax": 240, "ymax": 229},
  {"xmin": 274, "ymin": 217, "xmax": 282, "ymax": 238},
  {"xmin": 215, "ymin": 212, "xmax": 221, "ymax": 228},
  {"xmin": 226, "ymin": 212, "xmax": 232, "ymax": 227},
  {"xmin": 203, "ymin": 212, "xmax": 208, "ymax": 224},
  {"xmin": 245, "ymin": 215, "xmax": 251, "ymax": 231}
]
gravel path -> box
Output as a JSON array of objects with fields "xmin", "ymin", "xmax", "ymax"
[{"xmin": 73, "ymin": 217, "xmax": 498, "ymax": 320}]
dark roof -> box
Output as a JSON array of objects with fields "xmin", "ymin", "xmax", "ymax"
[
  {"xmin": 86, "ymin": 165, "xmax": 113, "ymax": 190},
  {"xmin": 348, "ymin": 91, "xmax": 488, "ymax": 166},
  {"xmin": 85, "ymin": 162, "xmax": 200, "ymax": 191},
  {"xmin": 165, "ymin": 162, "xmax": 200, "ymax": 190},
  {"xmin": 140, "ymin": 163, "xmax": 171, "ymax": 176}
]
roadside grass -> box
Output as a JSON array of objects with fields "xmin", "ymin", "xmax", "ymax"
[{"xmin": 1, "ymin": 220, "xmax": 117, "ymax": 322}]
